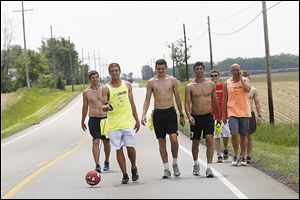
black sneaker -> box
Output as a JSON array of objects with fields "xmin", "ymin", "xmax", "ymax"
[
  {"xmin": 95, "ymin": 164, "xmax": 101, "ymax": 173},
  {"xmin": 131, "ymin": 167, "xmax": 139, "ymax": 181},
  {"xmin": 121, "ymin": 173, "xmax": 129, "ymax": 184},
  {"xmin": 223, "ymin": 149, "xmax": 229, "ymax": 160},
  {"xmin": 246, "ymin": 156, "xmax": 253, "ymax": 164},
  {"xmin": 217, "ymin": 155, "xmax": 223, "ymax": 163},
  {"xmin": 103, "ymin": 161, "xmax": 110, "ymax": 171}
]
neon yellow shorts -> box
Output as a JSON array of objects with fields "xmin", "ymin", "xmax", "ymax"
[{"xmin": 100, "ymin": 118, "xmax": 109, "ymax": 139}]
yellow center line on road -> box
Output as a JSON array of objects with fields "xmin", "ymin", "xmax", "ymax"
[{"xmin": 2, "ymin": 135, "xmax": 89, "ymax": 199}]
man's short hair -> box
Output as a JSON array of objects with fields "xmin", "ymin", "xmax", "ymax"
[
  {"xmin": 88, "ymin": 70, "xmax": 99, "ymax": 80},
  {"xmin": 210, "ymin": 68, "xmax": 220, "ymax": 75},
  {"xmin": 155, "ymin": 59, "xmax": 167, "ymax": 68},
  {"xmin": 193, "ymin": 62, "xmax": 205, "ymax": 70},
  {"xmin": 108, "ymin": 63, "xmax": 121, "ymax": 72}
]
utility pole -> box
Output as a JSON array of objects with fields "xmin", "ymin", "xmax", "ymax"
[
  {"xmin": 50, "ymin": 26, "xmax": 57, "ymax": 88},
  {"xmin": 81, "ymin": 48, "xmax": 85, "ymax": 89},
  {"xmin": 262, "ymin": 1, "xmax": 275, "ymax": 124},
  {"xmin": 88, "ymin": 52, "xmax": 91, "ymax": 69},
  {"xmin": 183, "ymin": 23, "xmax": 189, "ymax": 81},
  {"xmin": 98, "ymin": 50, "xmax": 101, "ymax": 80},
  {"xmin": 207, "ymin": 16, "xmax": 214, "ymax": 70},
  {"xmin": 93, "ymin": 50, "xmax": 97, "ymax": 71},
  {"xmin": 68, "ymin": 36, "xmax": 74, "ymax": 92},
  {"xmin": 13, "ymin": 1, "xmax": 33, "ymax": 88}
]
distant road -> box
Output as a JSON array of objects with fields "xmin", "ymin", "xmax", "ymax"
[{"xmin": 1, "ymin": 87, "xmax": 298, "ymax": 199}]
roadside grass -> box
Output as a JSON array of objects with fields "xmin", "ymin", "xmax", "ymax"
[{"xmin": 1, "ymin": 85, "xmax": 83, "ymax": 139}]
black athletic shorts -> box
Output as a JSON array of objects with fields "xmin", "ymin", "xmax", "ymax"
[
  {"xmin": 190, "ymin": 113, "xmax": 214, "ymax": 140},
  {"xmin": 88, "ymin": 117, "xmax": 108, "ymax": 140},
  {"xmin": 153, "ymin": 106, "xmax": 178, "ymax": 139},
  {"xmin": 248, "ymin": 111, "xmax": 257, "ymax": 134}
]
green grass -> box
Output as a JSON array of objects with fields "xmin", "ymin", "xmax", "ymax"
[
  {"xmin": 138, "ymin": 80, "xmax": 147, "ymax": 88},
  {"xmin": 1, "ymin": 86, "xmax": 82, "ymax": 138},
  {"xmin": 254, "ymin": 123, "xmax": 299, "ymax": 147},
  {"xmin": 252, "ymin": 140, "xmax": 299, "ymax": 183}
]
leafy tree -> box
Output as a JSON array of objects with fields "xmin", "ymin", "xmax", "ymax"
[{"xmin": 141, "ymin": 65, "xmax": 154, "ymax": 80}]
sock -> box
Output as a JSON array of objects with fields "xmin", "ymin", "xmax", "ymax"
[
  {"xmin": 207, "ymin": 164, "xmax": 212, "ymax": 169},
  {"xmin": 194, "ymin": 160, "xmax": 199, "ymax": 165},
  {"xmin": 163, "ymin": 162, "xmax": 169, "ymax": 170},
  {"xmin": 173, "ymin": 158, "xmax": 177, "ymax": 165}
]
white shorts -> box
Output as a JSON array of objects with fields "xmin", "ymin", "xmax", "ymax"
[
  {"xmin": 214, "ymin": 121, "xmax": 231, "ymax": 139},
  {"xmin": 108, "ymin": 128, "xmax": 136, "ymax": 150}
]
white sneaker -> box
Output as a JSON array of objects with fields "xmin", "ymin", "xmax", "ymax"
[{"xmin": 172, "ymin": 164, "xmax": 181, "ymax": 177}]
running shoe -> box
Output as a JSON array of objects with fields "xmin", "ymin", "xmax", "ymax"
[
  {"xmin": 95, "ymin": 164, "xmax": 101, "ymax": 173},
  {"xmin": 193, "ymin": 163, "xmax": 200, "ymax": 176},
  {"xmin": 223, "ymin": 149, "xmax": 229, "ymax": 160},
  {"xmin": 231, "ymin": 155, "xmax": 239, "ymax": 166},
  {"xmin": 131, "ymin": 167, "xmax": 139, "ymax": 181},
  {"xmin": 162, "ymin": 169, "xmax": 171, "ymax": 179},
  {"xmin": 217, "ymin": 155, "xmax": 223, "ymax": 163},
  {"xmin": 121, "ymin": 173, "xmax": 129, "ymax": 184},
  {"xmin": 240, "ymin": 157, "xmax": 248, "ymax": 166},
  {"xmin": 246, "ymin": 156, "xmax": 253, "ymax": 164},
  {"xmin": 206, "ymin": 168, "xmax": 214, "ymax": 178},
  {"xmin": 103, "ymin": 161, "xmax": 110, "ymax": 172},
  {"xmin": 172, "ymin": 163, "xmax": 181, "ymax": 177}
]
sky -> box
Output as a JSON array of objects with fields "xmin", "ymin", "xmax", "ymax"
[{"xmin": 1, "ymin": 1, "xmax": 299, "ymax": 78}]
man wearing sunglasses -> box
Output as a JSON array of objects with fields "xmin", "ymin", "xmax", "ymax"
[{"xmin": 210, "ymin": 69, "xmax": 231, "ymax": 163}]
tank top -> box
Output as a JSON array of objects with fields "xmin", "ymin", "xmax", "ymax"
[
  {"xmin": 212, "ymin": 82, "xmax": 223, "ymax": 119},
  {"xmin": 226, "ymin": 79, "xmax": 251, "ymax": 117},
  {"xmin": 106, "ymin": 81, "xmax": 133, "ymax": 131}
]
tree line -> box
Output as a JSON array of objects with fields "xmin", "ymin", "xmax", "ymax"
[{"xmin": 141, "ymin": 53, "xmax": 299, "ymax": 82}]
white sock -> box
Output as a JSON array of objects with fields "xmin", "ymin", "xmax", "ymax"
[
  {"xmin": 194, "ymin": 160, "xmax": 199, "ymax": 165},
  {"xmin": 173, "ymin": 158, "xmax": 177, "ymax": 165},
  {"xmin": 207, "ymin": 164, "xmax": 212, "ymax": 169},
  {"xmin": 163, "ymin": 162, "xmax": 169, "ymax": 170}
]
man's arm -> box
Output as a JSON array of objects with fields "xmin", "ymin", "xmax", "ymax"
[
  {"xmin": 211, "ymin": 82, "xmax": 221, "ymax": 124},
  {"xmin": 173, "ymin": 78, "xmax": 185, "ymax": 127},
  {"xmin": 81, "ymin": 91, "xmax": 88, "ymax": 131},
  {"xmin": 101, "ymin": 86, "xmax": 111, "ymax": 112},
  {"xmin": 185, "ymin": 84, "xmax": 194, "ymax": 125},
  {"xmin": 126, "ymin": 81, "xmax": 140, "ymax": 132},
  {"xmin": 222, "ymin": 81, "xmax": 228, "ymax": 123},
  {"xmin": 141, "ymin": 80, "xmax": 152, "ymax": 125},
  {"xmin": 253, "ymin": 88, "xmax": 262, "ymax": 119},
  {"xmin": 240, "ymin": 74, "xmax": 251, "ymax": 92}
]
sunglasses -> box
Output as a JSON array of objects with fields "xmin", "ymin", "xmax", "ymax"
[{"xmin": 210, "ymin": 75, "xmax": 218, "ymax": 77}]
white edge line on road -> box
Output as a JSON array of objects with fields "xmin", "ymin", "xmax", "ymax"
[
  {"xmin": 179, "ymin": 144, "xmax": 248, "ymax": 199},
  {"xmin": 1, "ymin": 97, "xmax": 82, "ymax": 147}
]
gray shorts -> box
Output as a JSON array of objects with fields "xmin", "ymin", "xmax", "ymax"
[{"xmin": 228, "ymin": 116, "xmax": 249, "ymax": 136}]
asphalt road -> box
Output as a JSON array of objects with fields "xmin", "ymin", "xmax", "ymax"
[{"xmin": 1, "ymin": 86, "xmax": 299, "ymax": 199}]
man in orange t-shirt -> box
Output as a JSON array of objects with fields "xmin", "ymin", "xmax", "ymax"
[{"xmin": 222, "ymin": 63, "xmax": 251, "ymax": 166}]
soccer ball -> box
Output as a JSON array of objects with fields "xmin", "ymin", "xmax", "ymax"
[{"xmin": 85, "ymin": 170, "xmax": 101, "ymax": 186}]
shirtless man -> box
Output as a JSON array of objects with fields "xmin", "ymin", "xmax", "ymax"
[
  {"xmin": 185, "ymin": 62, "xmax": 221, "ymax": 178},
  {"xmin": 141, "ymin": 59, "xmax": 185, "ymax": 179},
  {"xmin": 81, "ymin": 70, "xmax": 111, "ymax": 173},
  {"xmin": 242, "ymin": 71, "xmax": 262, "ymax": 164}
]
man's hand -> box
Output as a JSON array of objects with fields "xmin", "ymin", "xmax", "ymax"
[
  {"xmin": 141, "ymin": 114, "xmax": 147, "ymax": 126},
  {"xmin": 179, "ymin": 115, "xmax": 185, "ymax": 127},
  {"xmin": 188, "ymin": 115, "xmax": 195, "ymax": 126},
  {"xmin": 81, "ymin": 121, "xmax": 87, "ymax": 132},
  {"xmin": 134, "ymin": 121, "xmax": 140, "ymax": 133}
]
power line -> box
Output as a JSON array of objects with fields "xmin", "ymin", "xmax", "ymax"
[
  {"xmin": 210, "ymin": 1, "xmax": 282, "ymax": 36},
  {"xmin": 211, "ymin": 2, "xmax": 260, "ymax": 24},
  {"xmin": 189, "ymin": 30, "xmax": 207, "ymax": 41},
  {"xmin": 212, "ymin": 11, "xmax": 262, "ymax": 36},
  {"xmin": 267, "ymin": 1, "xmax": 282, "ymax": 10}
]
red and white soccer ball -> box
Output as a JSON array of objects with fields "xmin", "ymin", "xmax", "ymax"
[{"xmin": 85, "ymin": 170, "xmax": 101, "ymax": 186}]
